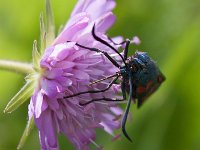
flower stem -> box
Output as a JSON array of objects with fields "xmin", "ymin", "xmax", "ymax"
[{"xmin": 0, "ymin": 59, "xmax": 33, "ymax": 74}]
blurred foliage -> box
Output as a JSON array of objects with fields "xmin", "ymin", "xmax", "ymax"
[{"xmin": 0, "ymin": 0, "xmax": 200, "ymax": 150}]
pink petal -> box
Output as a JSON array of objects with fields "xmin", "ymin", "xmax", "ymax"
[
  {"xmin": 35, "ymin": 110, "xmax": 58, "ymax": 149},
  {"xmin": 55, "ymin": 61, "xmax": 75, "ymax": 69},
  {"xmin": 67, "ymin": 49, "xmax": 89, "ymax": 61},
  {"xmin": 95, "ymin": 12, "xmax": 116, "ymax": 32},
  {"xmin": 131, "ymin": 36, "xmax": 141, "ymax": 45},
  {"xmin": 100, "ymin": 122, "xmax": 114, "ymax": 135},
  {"xmin": 85, "ymin": 0, "xmax": 115, "ymax": 20},
  {"xmin": 49, "ymin": 42, "xmax": 76, "ymax": 61},
  {"xmin": 44, "ymin": 68, "xmax": 63, "ymax": 79},
  {"xmin": 72, "ymin": 69, "xmax": 90, "ymax": 80},
  {"xmin": 41, "ymin": 78, "xmax": 63, "ymax": 98},
  {"xmin": 53, "ymin": 13, "xmax": 89, "ymax": 45},
  {"xmin": 34, "ymin": 90, "xmax": 48, "ymax": 118}
]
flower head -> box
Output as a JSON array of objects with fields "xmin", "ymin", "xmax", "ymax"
[
  {"xmin": 29, "ymin": 0, "xmax": 122, "ymax": 149},
  {"xmin": 4, "ymin": 0, "xmax": 123, "ymax": 149}
]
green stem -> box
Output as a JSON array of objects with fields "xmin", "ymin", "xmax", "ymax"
[{"xmin": 0, "ymin": 59, "xmax": 33, "ymax": 74}]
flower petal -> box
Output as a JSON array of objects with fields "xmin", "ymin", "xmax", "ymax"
[
  {"xmin": 34, "ymin": 90, "xmax": 48, "ymax": 118},
  {"xmin": 72, "ymin": 69, "xmax": 90, "ymax": 80},
  {"xmin": 49, "ymin": 42, "xmax": 76, "ymax": 61},
  {"xmin": 71, "ymin": 0, "xmax": 116, "ymax": 20},
  {"xmin": 41, "ymin": 78, "xmax": 63, "ymax": 98},
  {"xmin": 53, "ymin": 13, "xmax": 89, "ymax": 45},
  {"xmin": 35, "ymin": 110, "xmax": 58, "ymax": 150},
  {"xmin": 95, "ymin": 12, "xmax": 116, "ymax": 32}
]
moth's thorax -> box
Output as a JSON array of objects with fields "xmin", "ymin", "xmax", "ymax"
[{"xmin": 122, "ymin": 52, "xmax": 151, "ymax": 74}]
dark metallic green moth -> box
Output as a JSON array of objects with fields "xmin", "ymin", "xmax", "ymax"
[{"xmin": 65, "ymin": 25, "xmax": 165, "ymax": 142}]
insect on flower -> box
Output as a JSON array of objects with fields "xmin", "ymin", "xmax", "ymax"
[{"xmin": 65, "ymin": 24, "xmax": 165, "ymax": 142}]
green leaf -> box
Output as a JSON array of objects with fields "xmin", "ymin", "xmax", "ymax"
[
  {"xmin": 46, "ymin": 0, "xmax": 55, "ymax": 47},
  {"xmin": 40, "ymin": 13, "xmax": 46, "ymax": 54},
  {"xmin": 32, "ymin": 40, "xmax": 41, "ymax": 70},
  {"xmin": 4, "ymin": 81, "xmax": 34, "ymax": 113},
  {"xmin": 17, "ymin": 117, "xmax": 35, "ymax": 150},
  {"xmin": 58, "ymin": 24, "xmax": 64, "ymax": 35}
]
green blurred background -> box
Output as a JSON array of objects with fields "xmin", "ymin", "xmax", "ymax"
[{"xmin": 0, "ymin": 0, "xmax": 200, "ymax": 150}]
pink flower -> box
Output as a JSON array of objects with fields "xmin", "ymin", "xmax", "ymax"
[{"xmin": 28, "ymin": 0, "xmax": 122, "ymax": 149}]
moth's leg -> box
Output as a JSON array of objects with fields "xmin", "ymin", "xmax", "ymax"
[
  {"xmin": 75, "ymin": 43, "xmax": 120, "ymax": 68},
  {"xmin": 107, "ymin": 37, "xmax": 130, "ymax": 60},
  {"xmin": 79, "ymin": 97, "xmax": 125, "ymax": 106},
  {"xmin": 92, "ymin": 24, "xmax": 126, "ymax": 65},
  {"xmin": 64, "ymin": 76, "xmax": 118, "ymax": 99},
  {"xmin": 121, "ymin": 78, "xmax": 127, "ymax": 100},
  {"xmin": 121, "ymin": 73, "xmax": 133, "ymax": 142}
]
